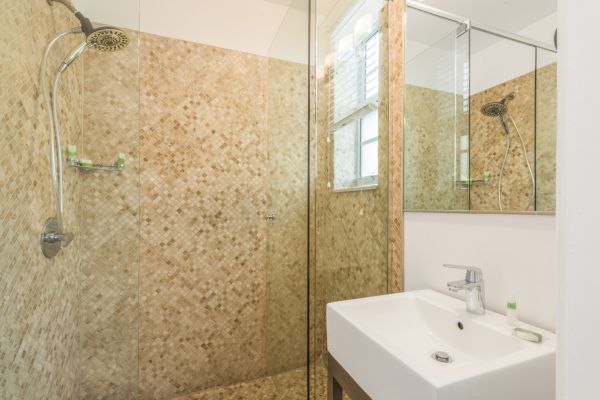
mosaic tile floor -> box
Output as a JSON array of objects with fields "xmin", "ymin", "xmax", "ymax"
[
  {"xmin": 170, "ymin": 364, "xmax": 349, "ymax": 400},
  {"xmin": 171, "ymin": 376, "xmax": 278, "ymax": 400},
  {"xmin": 171, "ymin": 367, "xmax": 307, "ymax": 400}
]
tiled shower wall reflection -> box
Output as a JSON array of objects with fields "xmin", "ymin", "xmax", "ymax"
[
  {"xmin": 405, "ymin": 63, "xmax": 557, "ymax": 212},
  {"xmin": 534, "ymin": 63, "xmax": 557, "ymax": 212},
  {"xmin": 471, "ymin": 67, "xmax": 534, "ymax": 211},
  {"xmin": 472, "ymin": 63, "xmax": 556, "ymax": 212},
  {"xmin": 0, "ymin": 2, "xmax": 84, "ymax": 399},
  {"xmin": 79, "ymin": 32, "xmax": 308, "ymax": 400},
  {"xmin": 404, "ymin": 86, "xmax": 469, "ymax": 211}
]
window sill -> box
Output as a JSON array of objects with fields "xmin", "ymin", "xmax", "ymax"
[{"xmin": 333, "ymin": 184, "xmax": 378, "ymax": 193}]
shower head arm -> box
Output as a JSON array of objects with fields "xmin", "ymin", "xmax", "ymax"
[
  {"xmin": 48, "ymin": 0, "xmax": 95, "ymax": 35},
  {"xmin": 75, "ymin": 13, "xmax": 94, "ymax": 35},
  {"xmin": 47, "ymin": 0, "xmax": 77, "ymax": 14},
  {"xmin": 501, "ymin": 92, "xmax": 517, "ymax": 104}
]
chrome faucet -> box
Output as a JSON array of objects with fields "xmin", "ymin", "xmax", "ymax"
[{"xmin": 443, "ymin": 264, "xmax": 486, "ymax": 315}]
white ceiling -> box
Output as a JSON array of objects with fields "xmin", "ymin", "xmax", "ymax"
[
  {"xmin": 414, "ymin": 0, "xmax": 556, "ymax": 35},
  {"xmin": 406, "ymin": 0, "xmax": 557, "ymax": 66},
  {"xmin": 73, "ymin": 0, "xmax": 557, "ymax": 62},
  {"xmin": 73, "ymin": 0, "xmax": 340, "ymax": 62},
  {"xmin": 406, "ymin": 1, "xmax": 558, "ymax": 95},
  {"xmin": 74, "ymin": 0, "xmax": 295, "ymax": 58}
]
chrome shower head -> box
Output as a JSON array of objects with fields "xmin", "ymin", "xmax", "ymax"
[
  {"xmin": 87, "ymin": 27, "xmax": 130, "ymax": 52},
  {"xmin": 481, "ymin": 92, "xmax": 516, "ymax": 117},
  {"xmin": 481, "ymin": 102, "xmax": 507, "ymax": 117},
  {"xmin": 481, "ymin": 93, "xmax": 517, "ymax": 135},
  {"xmin": 58, "ymin": 27, "xmax": 129, "ymax": 72},
  {"xmin": 48, "ymin": 0, "xmax": 129, "ymax": 56}
]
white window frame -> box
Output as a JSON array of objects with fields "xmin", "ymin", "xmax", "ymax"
[{"xmin": 331, "ymin": 29, "xmax": 381, "ymax": 191}]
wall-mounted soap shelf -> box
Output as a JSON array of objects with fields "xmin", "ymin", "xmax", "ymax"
[
  {"xmin": 457, "ymin": 179, "xmax": 491, "ymax": 186},
  {"xmin": 66, "ymin": 145, "xmax": 125, "ymax": 172},
  {"xmin": 455, "ymin": 172, "xmax": 492, "ymax": 189},
  {"xmin": 67, "ymin": 158, "xmax": 124, "ymax": 172}
]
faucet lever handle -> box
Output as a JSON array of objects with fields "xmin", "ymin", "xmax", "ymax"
[{"xmin": 443, "ymin": 264, "xmax": 483, "ymax": 283}]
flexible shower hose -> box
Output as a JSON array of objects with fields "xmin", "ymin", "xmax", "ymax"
[
  {"xmin": 510, "ymin": 114, "xmax": 536, "ymax": 211},
  {"xmin": 40, "ymin": 28, "xmax": 81, "ymax": 235},
  {"xmin": 497, "ymin": 114, "xmax": 536, "ymax": 211}
]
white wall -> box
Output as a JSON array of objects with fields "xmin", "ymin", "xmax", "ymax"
[
  {"xmin": 405, "ymin": 212, "xmax": 557, "ymax": 331},
  {"xmin": 470, "ymin": 13, "xmax": 557, "ymax": 93},
  {"xmin": 73, "ymin": 0, "xmax": 139, "ymax": 31},
  {"xmin": 556, "ymin": 0, "xmax": 600, "ymax": 398},
  {"xmin": 74, "ymin": 0, "xmax": 311, "ymax": 63},
  {"xmin": 406, "ymin": 12, "xmax": 557, "ymax": 94}
]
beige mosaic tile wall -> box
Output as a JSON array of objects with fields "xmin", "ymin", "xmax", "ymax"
[
  {"xmin": 1, "ymin": 5, "xmax": 355, "ymax": 400},
  {"xmin": 0, "ymin": 1, "xmax": 84, "ymax": 399},
  {"xmin": 137, "ymin": 32, "xmax": 269, "ymax": 399},
  {"xmin": 388, "ymin": 0, "xmax": 405, "ymax": 294},
  {"xmin": 314, "ymin": 3, "xmax": 390, "ymax": 363},
  {"xmin": 266, "ymin": 58, "xmax": 308, "ymax": 377},
  {"xmin": 78, "ymin": 29, "xmax": 140, "ymax": 400}
]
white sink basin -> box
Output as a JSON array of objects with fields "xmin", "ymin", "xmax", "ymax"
[{"xmin": 327, "ymin": 290, "xmax": 555, "ymax": 400}]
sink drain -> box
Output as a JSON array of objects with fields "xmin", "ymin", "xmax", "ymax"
[{"xmin": 432, "ymin": 351, "xmax": 452, "ymax": 363}]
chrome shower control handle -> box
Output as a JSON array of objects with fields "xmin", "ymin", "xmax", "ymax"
[
  {"xmin": 42, "ymin": 231, "xmax": 74, "ymax": 246},
  {"xmin": 40, "ymin": 218, "xmax": 75, "ymax": 258}
]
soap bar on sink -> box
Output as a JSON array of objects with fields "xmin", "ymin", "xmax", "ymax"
[{"xmin": 513, "ymin": 327, "xmax": 543, "ymax": 343}]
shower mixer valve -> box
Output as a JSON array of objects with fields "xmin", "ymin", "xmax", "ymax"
[
  {"xmin": 42, "ymin": 229, "xmax": 74, "ymax": 246},
  {"xmin": 40, "ymin": 218, "xmax": 74, "ymax": 259}
]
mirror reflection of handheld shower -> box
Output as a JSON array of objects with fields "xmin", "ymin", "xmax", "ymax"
[{"xmin": 480, "ymin": 93, "xmax": 535, "ymax": 212}]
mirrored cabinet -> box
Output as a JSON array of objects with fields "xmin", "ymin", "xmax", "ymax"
[{"xmin": 404, "ymin": 4, "xmax": 557, "ymax": 214}]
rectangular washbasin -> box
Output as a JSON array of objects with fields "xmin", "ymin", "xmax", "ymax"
[{"xmin": 327, "ymin": 290, "xmax": 555, "ymax": 400}]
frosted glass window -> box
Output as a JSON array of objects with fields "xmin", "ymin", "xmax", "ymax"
[
  {"xmin": 333, "ymin": 122, "xmax": 360, "ymax": 189},
  {"xmin": 330, "ymin": 0, "xmax": 382, "ymax": 191},
  {"xmin": 361, "ymin": 141, "xmax": 378, "ymax": 177},
  {"xmin": 360, "ymin": 109, "xmax": 379, "ymax": 179},
  {"xmin": 361, "ymin": 110, "xmax": 378, "ymax": 141},
  {"xmin": 365, "ymin": 33, "xmax": 380, "ymax": 99}
]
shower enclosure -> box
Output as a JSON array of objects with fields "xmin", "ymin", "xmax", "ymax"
[{"xmin": 1, "ymin": 0, "xmax": 402, "ymax": 399}]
